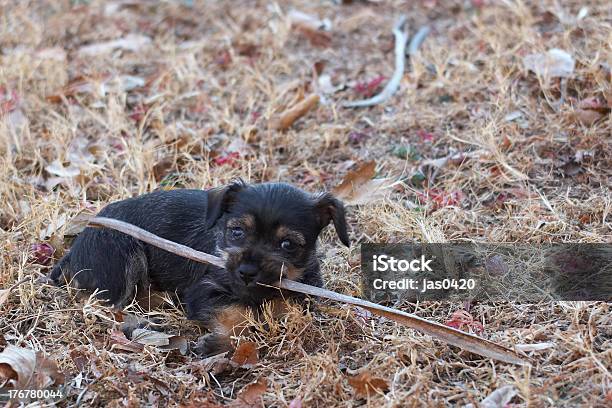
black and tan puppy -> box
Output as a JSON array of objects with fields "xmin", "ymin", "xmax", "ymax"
[{"xmin": 49, "ymin": 181, "xmax": 349, "ymax": 355}]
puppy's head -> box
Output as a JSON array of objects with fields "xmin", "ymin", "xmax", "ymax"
[{"xmin": 208, "ymin": 181, "xmax": 349, "ymax": 290}]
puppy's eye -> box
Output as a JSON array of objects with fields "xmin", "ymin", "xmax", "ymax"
[
  {"xmin": 230, "ymin": 227, "xmax": 245, "ymax": 240},
  {"xmin": 280, "ymin": 239, "xmax": 294, "ymax": 251}
]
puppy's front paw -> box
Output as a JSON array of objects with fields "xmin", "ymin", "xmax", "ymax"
[{"xmin": 194, "ymin": 333, "xmax": 232, "ymax": 357}]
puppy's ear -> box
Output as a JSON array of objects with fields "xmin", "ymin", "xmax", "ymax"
[
  {"xmin": 206, "ymin": 179, "xmax": 246, "ymax": 228},
  {"xmin": 314, "ymin": 193, "xmax": 350, "ymax": 247}
]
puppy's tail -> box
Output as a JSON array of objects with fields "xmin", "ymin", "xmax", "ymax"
[{"xmin": 46, "ymin": 253, "xmax": 71, "ymax": 285}]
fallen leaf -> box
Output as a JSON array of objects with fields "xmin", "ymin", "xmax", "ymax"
[
  {"xmin": 47, "ymin": 74, "xmax": 144, "ymax": 103},
  {"xmin": 332, "ymin": 161, "xmax": 389, "ymax": 206},
  {"xmin": 191, "ymin": 352, "xmax": 232, "ymax": 376},
  {"xmin": 269, "ymin": 94, "xmax": 319, "ymax": 130},
  {"xmin": 417, "ymin": 129, "xmax": 435, "ymax": 142},
  {"xmin": 230, "ymin": 377, "xmax": 267, "ymax": 408},
  {"xmin": 46, "ymin": 74, "xmax": 110, "ymax": 103},
  {"xmin": 77, "ymin": 34, "xmax": 152, "ymax": 56},
  {"xmin": 504, "ymin": 111, "xmax": 523, "ymax": 122},
  {"xmin": 0, "ymin": 87, "xmax": 19, "ymax": 115},
  {"xmin": 131, "ymin": 328, "xmax": 172, "ymax": 346},
  {"xmin": 213, "ymin": 151, "xmax": 241, "ymax": 166},
  {"xmin": 416, "ymin": 189, "xmax": 463, "ymax": 210},
  {"xmin": 29, "ymin": 243, "xmax": 55, "ymax": 265},
  {"xmin": 164, "ymin": 336, "xmax": 189, "ymax": 355},
  {"xmin": 339, "ymin": 9, "xmax": 380, "ymax": 32},
  {"xmin": 354, "ymin": 75, "xmax": 386, "ymax": 97},
  {"xmin": 293, "ymin": 24, "xmax": 332, "ymax": 48},
  {"xmin": 572, "ymin": 96, "xmax": 609, "ymax": 126},
  {"xmin": 69, "ymin": 349, "xmax": 88, "ymax": 372},
  {"xmin": 227, "ymin": 138, "xmax": 254, "ymax": 157},
  {"xmin": 231, "ymin": 341, "xmax": 258, "ymax": 367},
  {"xmin": 578, "ymin": 96, "xmax": 610, "ymax": 113},
  {"xmin": 347, "ymin": 131, "xmax": 368, "ymax": 145},
  {"xmin": 0, "ymin": 345, "xmax": 64, "ymax": 390},
  {"xmin": 115, "ymin": 75, "xmax": 146, "ymax": 92},
  {"xmin": 410, "ymin": 171, "xmax": 426, "ymax": 188},
  {"xmin": 348, "ymin": 371, "xmax": 389, "ymax": 397},
  {"xmin": 131, "ymin": 328, "xmax": 188, "ymax": 355},
  {"xmin": 392, "ymin": 144, "xmax": 420, "ymax": 161},
  {"xmin": 127, "ymin": 102, "xmax": 147, "ymax": 121},
  {"xmin": 515, "ymin": 342, "xmax": 555, "ymax": 352},
  {"xmin": 288, "ymin": 397, "xmax": 302, "ymax": 408},
  {"xmin": 523, "ymin": 48, "xmax": 575, "ymax": 81},
  {"xmin": 573, "ymin": 109, "xmax": 603, "ymax": 126},
  {"xmin": 153, "ymin": 157, "xmax": 175, "ymax": 182},
  {"xmin": 318, "ymin": 74, "xmax": 344, "ymax": 95},
  {"xmin": 109, "ymin": 330, "xmax": 145, "ymax": 353},
  {"xmin": 464, "ymin": 385, "xmax": 517, "ymax": 408},
  {"xmin": 445, "ymin": 310, "xmax": 484, "ymax": 335},
  {"xmin": 233, "ymin": 41, "xmax": 260, "ymax": 59},
  {"xmin": 288, "ymin": 9, "xmax": 331, "ymax": 31},
  {"xmin": 45, "ymin": 160, "xmax": 81, "ymax": 178}
]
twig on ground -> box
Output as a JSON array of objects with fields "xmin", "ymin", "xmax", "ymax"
[
  {"xmin": 342, "ymin": 16, "xmax": 408, "ymax": 108},
  {"xmin": 419, "ymin": 149, "xmax": 488, "ymax": 184},
  {"xmin": 342, "ymin": 18, "xmax": 430, "ymax": 108},
  {"xmin": 269, "ymin": 94, "xmax": 320, "ymax": 130},
  {"xmin": 407, "ymin": 25, "xmax": 430, "ymax": 56},
  {"xmin": 86, "ymin": 216, "xmax": 528, "ymax": 365}
]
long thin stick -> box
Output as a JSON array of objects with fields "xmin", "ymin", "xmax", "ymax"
[
  {"xmin": 407, "ymin": 25, "xmax": 430, "ymax": 57},
  {"xmin": 342, "ymin": 19, "xmax": 430, "ymax": 109},
  {"xmin": 270, "ymin": 94, "xmax": 320, "ymax": 130},
  {"xmin": 279, "ymin": 280, "xmax": 527, "ymax": 366},
  {"xmin": 86, "ymin": 216, "xmax": 527, "ymax": 365},
  {"xmin": 343, "ymin": 16, "xmax": 409, "ymax": 108},
  {"xmin": 88, "ymin": 217, "xmax": 225, "ymax": 268}
]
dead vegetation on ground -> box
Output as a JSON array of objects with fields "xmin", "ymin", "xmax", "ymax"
[{"xmin": 0, "ymin": 0, "xmax": 610, "ymax": 406}]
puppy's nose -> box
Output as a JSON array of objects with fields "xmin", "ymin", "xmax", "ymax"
[{"xmin": 238, "ymin": 263, "xmax": 258, "ymax": 284}]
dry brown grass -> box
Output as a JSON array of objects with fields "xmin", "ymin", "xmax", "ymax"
[{"xmin": 1, "ymin": 0, "xmax": 611, "ymax": 406}]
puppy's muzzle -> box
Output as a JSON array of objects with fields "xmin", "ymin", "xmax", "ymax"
[{"xmin": 237, "ymin": 262, "xmax": 258, "ymax": 284}]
